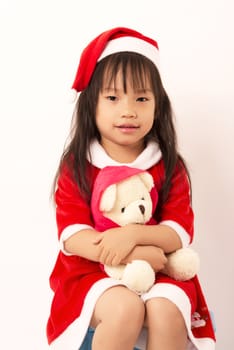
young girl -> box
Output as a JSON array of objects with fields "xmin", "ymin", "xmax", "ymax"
[{"xmin": 47, "ymin": 27, "xmax": 216, "ymax": 350}]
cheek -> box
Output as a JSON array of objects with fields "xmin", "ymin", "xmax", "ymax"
[
  {"xmin": 96, "ymin": 102, "xmax": 109, "ymax": 123},
  {"xmin": 144, "ymin": 117, "xmax": 155, "ymax": 133},
  {"xmin": 95, "ymin": 107, "xmax": 105, "ymax": 130}
]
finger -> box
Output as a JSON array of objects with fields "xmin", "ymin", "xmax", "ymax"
[
  {"xmin": 104, "ymin": 253, "xmax": 115, "ymax": 266},
  {"xmin": 103, "ymin": 252, "xmax": 118, "ymax": 266},
  {"xmin": 111, "ymin": 254, "xmax": 122, "ymax": 266},
  {"xmin": 99, "ymin": 250, "xmax": 111, "ymax": 265}
]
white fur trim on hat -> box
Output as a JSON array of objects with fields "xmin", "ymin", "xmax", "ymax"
[{"xmin": 98, "ymin": 36, "xmax": 160, "ymax": 68}]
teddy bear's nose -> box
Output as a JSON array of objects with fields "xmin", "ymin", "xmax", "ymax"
[{"xmin": 139, "ymin": 205, "xmax": 145, "ymax": 215}]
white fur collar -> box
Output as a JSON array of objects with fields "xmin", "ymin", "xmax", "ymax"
[{"xmin": 88, "ymin": 140, "xmax": 162, "ymax": 170}]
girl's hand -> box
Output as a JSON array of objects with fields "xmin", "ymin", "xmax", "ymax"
[{"xmin": 93, "ymin": 226, "xmax": 136, "ymax": 266}]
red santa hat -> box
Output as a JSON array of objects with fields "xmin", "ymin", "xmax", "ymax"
[{"xmin": 70, "ymin": 27, "xmax": 160, "ymax": 99}]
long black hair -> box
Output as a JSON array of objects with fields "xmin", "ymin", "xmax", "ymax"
[{"xmin": 54, "ymin": 52, "xmax": 191, "ymax": 207}]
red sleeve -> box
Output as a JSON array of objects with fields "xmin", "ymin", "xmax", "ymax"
[
  {"xmin": 55, "ymin": 165, "xmax": 95, "ymax": 239},
  {"xmin": 151, "ymin": 161, "xmax": 194, "ymax": 243}
]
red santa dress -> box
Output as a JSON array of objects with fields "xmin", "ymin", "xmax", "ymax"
[{"xmin": 46, "ymin": 140, "xmax": 216, "ymax": 350}]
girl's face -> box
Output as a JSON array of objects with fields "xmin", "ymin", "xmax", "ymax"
[{"xmin": 95, "ymin": 68, "xmax": 155, "ymax": 160}]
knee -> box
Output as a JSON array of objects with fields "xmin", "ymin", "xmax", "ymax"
[
  {"xmin": 114, "ymin": 290, "xmax": 145, "ymax": 325},
  {"xmin": 91, "ymin": 288, "xmax": 145, "ymax": 349},
  {"xmin": 92, "ymin": 286, "xmax": 145, "ymax": 328},
  {"xmin": 146, "ymin": 297, "xmax": 185, "ymax": 331}
]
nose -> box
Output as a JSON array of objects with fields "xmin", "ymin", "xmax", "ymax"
[
  {"xmin": 121, "ymin": 99, "xmax": 137, "ymax": 118},
  {"xmin": 122, "ymin": 110, "xmax": 137, "ymax": 118},
  {"xmin": 139, "ymin": 205, "xmax": 145, "ymax": 215}
]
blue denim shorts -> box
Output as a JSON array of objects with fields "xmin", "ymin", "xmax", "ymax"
[{"xmin": 79, "ymin": 327, "xmax": 140, "ymax": 350}]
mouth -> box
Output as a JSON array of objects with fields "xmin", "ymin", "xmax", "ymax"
[
  {"xmin": 116, "ymin": 124, "xmax": 140, "ymax": 132},
  {"xmin": 117, "ymin": 124, "xmax": 139, "ymax": 128}
]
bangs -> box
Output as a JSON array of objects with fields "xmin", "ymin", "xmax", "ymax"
[{"xmin": 99, "ymin": 52, "xmax": 155, "ymax": 92}]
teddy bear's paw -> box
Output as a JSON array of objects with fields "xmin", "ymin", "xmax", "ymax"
[
  {"xmin": 104, "ymin": 264, "xmax": 125, "ymax": 280},
  {"xmin": 122, "ymin": 260, "xmax": 155, "ymax": 295},
  {"xmin": 166, "ymin": 247, "xmax": 200, "ymax": 281}
]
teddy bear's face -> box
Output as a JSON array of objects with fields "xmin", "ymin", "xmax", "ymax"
[{"xmin": 100, "ymin": 174, "xmax": 153, "ymax": 226}]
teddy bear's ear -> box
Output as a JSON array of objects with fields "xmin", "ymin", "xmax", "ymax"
[
  {"xmin": 99, "ymin": 184, "xmax": 117, "ymax": 212},
  {"xmin": 139, "ymin": 172, "xmax": 154, "ymax": 191}
]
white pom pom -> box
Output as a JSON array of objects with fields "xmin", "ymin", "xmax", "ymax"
[
  {"xmin": 104, "ymin": 264, "xmax": 125, "ymax": 280},
  {"xmin": 166, "ymin": 247, "xmax": 200, "ymax": 281},
  {"xmin": 122, "ymin": 260, "xmax": 155, "ymax": 294},
  {"xmin": 68, "ymin": 88, "xmax": 78, "ymax": 103}
]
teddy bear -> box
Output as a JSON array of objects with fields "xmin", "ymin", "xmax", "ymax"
[{"xmin": 91, "ymin": 165, "xmax": 200, "ymax": 295}]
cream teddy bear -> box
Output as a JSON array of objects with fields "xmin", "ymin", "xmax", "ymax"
[{"xmin": 91, "ymin": 166, "xmax": 200, "ymax": 295}]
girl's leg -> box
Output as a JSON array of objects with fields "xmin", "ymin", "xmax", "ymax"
[
  {"xmin": 90, "ymin": 285, "xmax": 145, "ymax": 350},
  {"xmin": 145, "ymin": 297, "xmax": 187, "ymax": 350}
]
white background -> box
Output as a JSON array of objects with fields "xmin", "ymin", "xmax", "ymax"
[{"xmin": 0, "ymin": 0, "xmax": 233, "ymax": 349}]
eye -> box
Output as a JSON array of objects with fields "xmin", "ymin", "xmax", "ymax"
[
  {"xmin": 107, "ymin": 95, "xmax": 117, "ymax": 101},
  {"xmin": 121, "ymin": 207, "xmax": 125, "ymax": 213},
  {"xmin": 137, "ymin": 97, "xmax": 148, "ymax": 102},
  {"xmin": 141, "ymin": 197, "xmax": 145, "ymax": 200}
]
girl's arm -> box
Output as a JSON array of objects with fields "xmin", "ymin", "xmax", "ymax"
[
  {"xmin": 64, "ymin": 225, "xmax": 139, "ymax": 264},
  {"xmin": 121, "ymin": 223, "xmax": 183, "ymax": 253},
  {"xmin": 122, "ymin": 245, "xmax": 168, "ymax": 272},
  {"xmin": 64, "ymin": 229, "xmax": 105, "ymax": 262},
  {"xmin": 63, "ymin": 221, "xmax": 181, "ymax": 262},
  {"xmin": 55, "ymin": 164, "xmax": 105, "ymax": 261},
  {"xmin": 83, "ymin": 222, "xmax": 181, "ymax": 267},
  {"xmin": 91, "ymin": 222, "xmax": 182, "ymax": 266},
  {"xmin": 64, "ymin": 227, "xmax": 168, "ymax": 271}
]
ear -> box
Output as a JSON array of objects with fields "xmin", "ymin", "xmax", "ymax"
[
  {"xmin": 99, "ymin": 184, "xmax": 117, "ymax": 212},
  {"xmin": 138, "ymin": 172, "xmax": 154, "ymax": 191}
]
